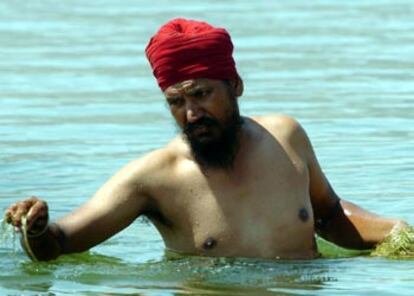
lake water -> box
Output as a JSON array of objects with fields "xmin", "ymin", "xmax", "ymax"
[{"xmin": 0, "ymin": 0, "xmax": 413, "ymax": 295}]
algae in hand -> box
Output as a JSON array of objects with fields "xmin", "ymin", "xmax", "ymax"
[{"xmin": 371, "ymin": 226, "xmax": 414, "ymax": 259}]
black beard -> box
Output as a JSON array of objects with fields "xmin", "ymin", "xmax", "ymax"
[{"xmin": 183, "ymin": 111, "xmax": 243, "ymax": 170}]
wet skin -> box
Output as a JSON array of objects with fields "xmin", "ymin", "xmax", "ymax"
[
  {"xmin": 141, "ymin": 115, "xmax": 317, "ymax": 259},
  {"xmin": 5, "ymin": 79, "xmax": 404, "ymax": 261}
]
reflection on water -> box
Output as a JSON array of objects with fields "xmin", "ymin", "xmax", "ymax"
[{"xmin": 1, "ymin": 0, "xmax": 413, "ymax": 295}]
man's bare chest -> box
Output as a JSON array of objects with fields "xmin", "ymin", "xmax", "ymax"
[{"xmin": 150, "ymin": 150, "xmax": 316, "ymax": 258}]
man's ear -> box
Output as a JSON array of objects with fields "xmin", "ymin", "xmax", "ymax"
[
  {"xmin": 230, "ymin": 76, "xmax": 244, "ymax": 97},
  {"xmin": 235, "ymin": 76, "xmax": 244, "ymax": 97}
]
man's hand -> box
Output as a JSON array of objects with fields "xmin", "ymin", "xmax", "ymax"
[{"xmin": 4, "ymin": 196, "xmax": 49, "ymax": 236}]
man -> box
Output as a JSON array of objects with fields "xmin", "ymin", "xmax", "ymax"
[{"xmin": 5, "ymin": 18, "xmax": 406, "ymax": 261}]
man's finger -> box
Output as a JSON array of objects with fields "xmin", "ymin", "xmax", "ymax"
[
  {"xmin": 4, "ymin": 204, "xmax": 17, "ymax": 223},
  {"xmin": 4, "ymin": 197, "xmax": 44, "ymax": 228},
  {"xmin": 11, "ymin": 201, "xmax": 32, "ymax": 227},
  {"xmin": 26, "ymin": 201, "xmax": 48, "ymax": 230}
]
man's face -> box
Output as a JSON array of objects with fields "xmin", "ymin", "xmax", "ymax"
[{"xmin": 164, "ymin": 78, "xmax": 242, "ymax": 169}]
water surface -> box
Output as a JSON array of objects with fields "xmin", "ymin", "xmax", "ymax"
[{"xmin": 1, "ymin": 1, "xmax": 413, "ymax": 295}]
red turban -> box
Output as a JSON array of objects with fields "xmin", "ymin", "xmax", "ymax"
[{"xmin": 145, "ymin": 18, "xmax": 239, "ymax": 91}]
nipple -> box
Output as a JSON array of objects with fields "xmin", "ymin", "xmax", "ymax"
[
  {"xmin": 298, "ymin": 208, "xmax": 309, "ymax": 222},
  {"xmin": 203, "ymin": 237, "xmax": 217, "ymax": 250}
]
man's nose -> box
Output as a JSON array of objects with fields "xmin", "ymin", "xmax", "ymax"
[{"xmin": 185, "ymin": 101, "xmax": 204, "ymax": 123}]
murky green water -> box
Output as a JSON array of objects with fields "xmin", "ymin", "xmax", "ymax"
[{"xmin": 1, "ymin": 0, "xmax": 413, "ymax": 295}]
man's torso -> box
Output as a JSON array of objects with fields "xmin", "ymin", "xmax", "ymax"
[{"xmin": 142, "ymin": 115, "xmax": 318, "ymax": 259}]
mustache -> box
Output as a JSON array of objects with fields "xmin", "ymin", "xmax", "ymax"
[{"xmin": 183, "ymin": 117, "xmax": 220, "ymax": 135}]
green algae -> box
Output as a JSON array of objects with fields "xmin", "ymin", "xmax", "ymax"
[{"xmin": 371, "ymin": 226, "xmax": 414, "ymax": 259}]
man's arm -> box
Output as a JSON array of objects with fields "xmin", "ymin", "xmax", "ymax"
[
  {"xmin": 287, "ymin": 116, "xmax": 404, "ymax": 249},
  {"xmin": 5, "ymin": 158, "xmax": 151, "ymax": 261}
]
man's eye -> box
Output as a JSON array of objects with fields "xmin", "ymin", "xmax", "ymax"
[
  {"xmin": 168, "ymin": 98, "xmax": 183, "ymax": 107},
  {"xmin": 193, "ymin": 89, "xmax": 210, "ymax": 98}
]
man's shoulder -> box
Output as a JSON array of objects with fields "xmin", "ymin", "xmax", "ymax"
[
  {"xmin": 249, "ymin": 114, "xmax": 312, "ymax": 160},
  {"xmin": 133, "ymin": 136, "xmax": 187, "ymax": 172},
  {"xmin": 131, "ymin": 135, "xmax": 191, "ymax": 177},
  {"xmin": 251, "ymin": 114, "xmax": 305, "ymax": 140},
  {"xmin": 112, "ymin": 136, "xmax": 188, "ymax": 191}
]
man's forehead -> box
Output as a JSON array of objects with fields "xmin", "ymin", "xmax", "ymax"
[{"xmin": 164, "ymin": 79, "xmax": 215, "ymax": 95}]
